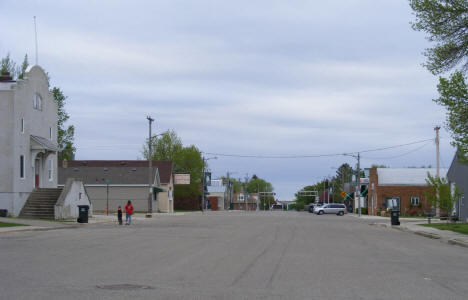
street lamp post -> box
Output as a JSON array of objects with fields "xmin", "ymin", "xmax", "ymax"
[{"xmin": 146, "ymin": 116, "xmax": 154, "ymax": 217}]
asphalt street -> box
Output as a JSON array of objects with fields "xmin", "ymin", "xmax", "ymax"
[{"xmin": 1, "ymin": 211, "xmax": 467, "ymax": 300}]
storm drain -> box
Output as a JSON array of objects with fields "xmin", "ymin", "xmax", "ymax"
[{"xmin": 96, "ymin": 284, "xmax": 154, "ymax": 290}]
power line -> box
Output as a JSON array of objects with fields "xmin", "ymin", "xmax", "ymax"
[
  {"xmin": 203, "ymin": 138, "xmax": 434, "ymax": 159},
  {"xmin": 362, "ymin": 141, "xmax": 432, "ymax": 160}
]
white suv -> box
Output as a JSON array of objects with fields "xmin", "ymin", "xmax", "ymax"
[{"xmin": 314, "ymin": 203, "xmax": 347, "ymax": 216}]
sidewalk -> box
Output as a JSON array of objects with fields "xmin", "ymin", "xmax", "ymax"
[
  {"xmin": 0, "ymin": 211, "xmax": 191, "ymax": 234},
  {"xmin": 0, "ymin": 217, "xmax": 78, "ymax": 234},
  {"xmin": 349, "ymin": 214, "xmax": 468, "ymax": 248}
]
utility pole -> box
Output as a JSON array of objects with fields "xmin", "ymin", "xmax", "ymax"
[
  {"xmin": 201, "ymin": 156, "xmax": 205, "ymax": 212},
  {"xmin": 435, "ymin": 126, "xmax": 440, "ymax": 178},
  {"xmin": 435, "ymin": 126, "xmax": 441, "ymax": 217},
  {"xmin": 245, "ymin": 174, "xmax": 249, "ymax": 211},
  {"xmin": 226, "ymin": 171, "xmax": 230, "ymax": 210},
  {"xmin": 357, "ymin": 152, "xmax": 361, "ymax": 217},
  {"xmin": 147, "ymin": 116, "xmax": 154, "ymax": 217},
  {"xmin": 256, "ymin": 182, "xmax": 260, "ymax": 211}
]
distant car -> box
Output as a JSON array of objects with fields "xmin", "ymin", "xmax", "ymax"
[
  {"xmin": 308, "ymin": 203, "xmax": 323, "ymax": 213},
  {"xmin": 270, "ymin": 204, "xmax": 283, "ymax": 211},
  {"xmin": 314, "ymin": 203, "xmax": 347, "ymax": 216},
  {"xmin": 304, "ymin": 203, "xmax": 314, "ymax": 212}
]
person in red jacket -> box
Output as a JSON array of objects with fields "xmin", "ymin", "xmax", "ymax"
[{"xmin": 125, "ymin": 200, "xmax": 134, "ymax": 225}]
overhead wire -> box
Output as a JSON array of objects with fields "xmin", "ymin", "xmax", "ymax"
[{"xmin": 203, "ymin": 138, "xmax": 434, "ymax": 159}]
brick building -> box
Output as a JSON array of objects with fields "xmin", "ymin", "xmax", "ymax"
[
  {"xmin": 231, "ymin": 193, "xmax": 258, "ymax": 210},
  {"xmin": 368, "ymin": 167, "xmax": 448, "ymax": 216}
]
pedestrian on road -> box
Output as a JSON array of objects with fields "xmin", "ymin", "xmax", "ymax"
[
  {"xmin": 125, "ymin": 201, "xmax": 134, "ymax": 225},
  {"xmin": 117, "ymin": 206, "xmax": 123, "ymax": 225}
]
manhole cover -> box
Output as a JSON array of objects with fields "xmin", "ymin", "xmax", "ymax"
[{"xmin": 96, "ymin": 284, "xmax": 154, "ymax": 290}]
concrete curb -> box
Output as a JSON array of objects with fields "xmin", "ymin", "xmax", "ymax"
[
  {"xmin": 0, "ymin": 225, "xmax": 78, "ymax": 234},
  {"xmin": 414, "ymin": 231, "xmax": 441, "ymax": 239},
  {"xmin": 448, "ymin": 239, "xmax": 468, "ymax": 248},
  {"xmin": 369, "ymin": 222, "xmax": 468, "ymax": 249}
]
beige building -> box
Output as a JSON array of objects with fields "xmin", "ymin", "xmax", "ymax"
[{"xmin": 58, "ymin": 160, "xmax": 173, "ymax": 213}]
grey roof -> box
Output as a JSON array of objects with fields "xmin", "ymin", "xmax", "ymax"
[
  {"xmin": 377, "ymin": 168, "xmax": 448, "ymax": 186},
  {"xmin": 58, "ymin": 161, "xmax": 173, "ymax": 185},
  {"xmin": 58, "ymin": 166, "xmax": 158, "ymax": 185},
  {"xmin": 31, "ymin": 135, "xmax": 59, "ymax": 152}
]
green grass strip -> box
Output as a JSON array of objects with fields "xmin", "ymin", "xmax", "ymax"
[
  {"xmin": 420, "ymin": 223, "xmax": 468, "ymax": 235},
  {"xmin": 0, "ymin": 221, "xmax": 29, "ymax": 227}
]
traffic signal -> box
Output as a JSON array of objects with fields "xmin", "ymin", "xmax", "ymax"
[{"xmin": 340, "ymin": 191, "xmax": 347, "ymax": 198}]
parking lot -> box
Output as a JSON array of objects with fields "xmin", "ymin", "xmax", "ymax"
[{"xmin": 1, "ymin": 211, "xmax": 468, "ymax": 299}]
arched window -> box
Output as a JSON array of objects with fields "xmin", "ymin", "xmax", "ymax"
[{"xmin": 33, "ymin": 93, "xmax": 42, "ymax": 110}]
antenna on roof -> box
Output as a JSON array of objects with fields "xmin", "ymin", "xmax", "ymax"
[{"xmin": 34, "ymin": 16, "xmax": 39, "ymax": 65}]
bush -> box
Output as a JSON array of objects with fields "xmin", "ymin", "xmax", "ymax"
[
  {"xmin": 355, "ymin": 208, "xmax": 368, "ymax": 215},
  {"xmin": 295, "ymin": 203, "xmax": 304, "ymax": 211}
]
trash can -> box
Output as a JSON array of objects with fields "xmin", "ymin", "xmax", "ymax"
[
  {"xmin": 77, "ymin": 205, "xmax": 89, "ymax": 223},
  {"xmin": 391, "ymin": 209, "xmax": 400, "ymax": 226}
]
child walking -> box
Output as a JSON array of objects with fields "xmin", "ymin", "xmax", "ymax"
[{"xmin": 117, "ymin": 206, "xmax": 123, "ymax": 225}]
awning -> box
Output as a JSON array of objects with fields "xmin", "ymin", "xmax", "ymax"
[
  {"xmin": 30, "ymin": 135, "xmax": 59, "ymax": 152},
  {"xmin": 153, "ymin": 187, "xmax": 166, "ymax": 193}
]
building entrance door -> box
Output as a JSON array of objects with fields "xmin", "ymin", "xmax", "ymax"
[{"xmin": 34, "ymin": 159, "xmax": 40, "ymax": 188}]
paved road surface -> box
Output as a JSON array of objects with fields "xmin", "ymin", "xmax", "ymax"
[{"xmin": 1, "ymin": 211, "xmax": 467, "ymax": 299}]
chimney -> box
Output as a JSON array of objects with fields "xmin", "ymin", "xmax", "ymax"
[{"xmin": 0, "ymin": 71, "xmax": 13, "ymax": 82}]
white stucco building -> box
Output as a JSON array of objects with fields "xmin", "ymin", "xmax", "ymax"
[{"xmin": 0, "ymin": 66, "xmax": 58, "ymax": 216}]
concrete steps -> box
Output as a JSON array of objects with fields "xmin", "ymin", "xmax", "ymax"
[{"xmin": 19, "ymin": 188, "xmax": 63, "ymax": 219}]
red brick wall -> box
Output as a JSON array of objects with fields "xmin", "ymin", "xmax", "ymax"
[
  {"xmin": 174, "ymin": 195, "xmax": 200, "ymax": 211},
  {"xmin": 207, "ymin": 197, "xmax": 218, "ymax": 211},
  {"xmin": 368, "ymin": 167, "xmax": 431, "ymax": 216}
]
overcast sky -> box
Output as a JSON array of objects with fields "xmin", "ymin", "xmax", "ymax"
[{"xmin": 0, "ymin": 0, "xmax": 456, "ymax": 199}]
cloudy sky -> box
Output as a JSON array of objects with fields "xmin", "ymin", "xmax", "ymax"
[{"xmin": 0, "ymin": 0, "xmax": 456, "ymax": 199}]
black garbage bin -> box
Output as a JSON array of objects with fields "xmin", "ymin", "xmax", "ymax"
[
  {"xmin": 391, "ymin": 209, "xmax": 400, "ymax": 226},
  {"xmin": 77, "ymin": 205, "xmax": 89, "ymax": 223}
]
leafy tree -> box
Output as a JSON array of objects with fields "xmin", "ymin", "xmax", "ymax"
[
  {"xmin": 295, "ymin": 185, "xmax": 319, "ymax": 211},
  {"xmin": 142, "ymin": 131, "xmax": 204, "ymax": 197},
  {"xmin": 425, "ymin": 173, "xmax": 461, "ymax": 223},
  {"xmin": 142, "ymin": 130, "xmax": 183, "ymax": 161},
  {"xmin": 18, "ymin": 55, "xmax": 28, "ymax": 79},
  {"xmin": 247, "ymin": 176, "xmax": 273, "ymax": 193},
  {"xmin": 410, "ymin": 0, "xmax": 468, "ymax": 75},
  {"xmin": 246, "ymin": 175, "xmax": 274, "ymax": 210},
  {"xmin": 434, "ymin": 71, "xmax": 468, "ymax": 163},
  {"xmin": 1, "ymin": 53, "xmax": 17, "ymax": 77},
  {"xmin": 371, "ymin": 164, "xmax": 388, "ymax": 168},
  {"xmin": 52, "ymin": 88, "xmax": 76, "ymax": 161}
]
